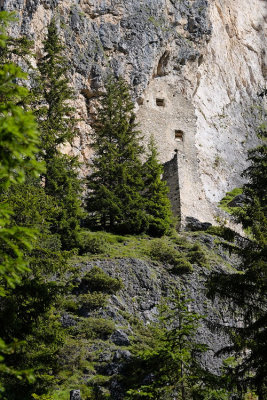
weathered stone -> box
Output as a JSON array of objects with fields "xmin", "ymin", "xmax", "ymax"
[
  {"xmin": 70, "ymin": 389, "xmax": 81, "ymax": 400},
  {"xmin": 185, "ymin": 216, "xmax": 212, "ymax": 232},
  {"xmin": 228, "ymin": 194, "xmax": 246, "ymax": 208},
  {"xmin": 61, "ymin": 313, "xmax": 77, "ymax": 328},
  {"xmin": 110, "ymin": 329, "xmax": 130, "ymax": 346}
]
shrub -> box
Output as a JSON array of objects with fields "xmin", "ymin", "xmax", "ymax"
[
  {"xmin": 62, "ymin": 297, "xmax": 79, "ymax": 312},
  {"xmin": 78, "ymin": 292, "xmax": 108, "ymax": 310},
  {"xmin": 78, "ymin": 232, "xmax": 109, "ymax": 255},
  {"xmin": 207, "ymin": 226, "xmax": 235, "ymax": 242},
  {"xmin": 188, "ymin": 244, "xmax": 209, "ymax": 268},
  {"xmin": 149, "ymin": 239, "xmax": 188, "ymax": 270},
  {"xmin": 82, "ymin": 267, "xmax": 123, "ymax": 294},
  {"xmin": 79, "ymin": 317, "xmax": 115, "ymax": 339},
  {"xmin": 171, "ymin": 258, "xmax": 193, "ymax": 274},
  {"xmin": 219, "ymin": 187, "xmax": 242, "ymax": 213}
]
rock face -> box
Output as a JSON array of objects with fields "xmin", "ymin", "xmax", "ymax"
[
  {"xmin": 1, "ymin": 0, "xmax": 266, "ymax": 224},
  {"xmin": 70, "ymin": 389, "xmax": 81, "ymax": 400},
  {"xmin": 72, "ymin": 232, "xmax": 241, "ymax": 398}
]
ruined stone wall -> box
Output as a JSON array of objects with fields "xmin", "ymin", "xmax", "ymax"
[
  {"xmin": 1, "ymin": 0, "xmax": 266, "ymax": 226},
  {"xmin": 162, "ymin": 152, "xmax": 181, "ymax": 225}
]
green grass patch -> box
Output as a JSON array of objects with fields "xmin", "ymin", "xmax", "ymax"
[
  {"xmin": 148, "ymin": 238, "xmax": 193, "ymax": 273},
  {"xmin": 219, "ymin": 188, "xmax": 242, "ymax": 213},
  {"xmin": 82, "ymin": 266, "xmax": 123, "ymax": 294},
  {"xmin": 188, "ymin": 243, "xmax": 209, "ymax": 268}
]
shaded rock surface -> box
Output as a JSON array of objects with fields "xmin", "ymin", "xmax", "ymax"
[{"xmin": 70, "ymin": 389, "xmax": 81, "ymax": 400}]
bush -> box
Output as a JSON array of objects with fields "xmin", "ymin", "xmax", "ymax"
[
  {"xmin": 82, "ymin": 267, "xmax": 123, "ymax": 294},
  {"xmin": 207, "ymin": 226, "xmax": 235, "ymax": 242},
  {"xmin": 79, "ymin": 317, "xmax": 115, "ymax": 339},
  {"xmin": 171, "ymin": 258, "xmax": 193, "ymax": 274},
  {"xmin": 188, "ymin": 244, "xmax": 209, "ymax": 268},
  {"xmin": 149, "ymin": 239, "xmax": 190, "ymax": 271},
  {"xmin": 78, "ymin": 292, "xmax": 108, "ymax": 310},
  {"xmin": 219, "ymin": 187, "xmax": 242, "ymax": 213},
  {"xmin": 62, "ymin": 297, "xmax": 79, "ymax": 312},
  {"xmin": 78, "ymin": 232, "xmax": 109, "ymax": 255}
]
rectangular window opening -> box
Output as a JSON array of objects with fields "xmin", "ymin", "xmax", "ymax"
[
  {"xmin": 175, "ymin": 130, "xmax": 184, "ymax": 141},
  {"xmin": 156, "ymin": 98, "xmax": 165, "ymax": 107}
]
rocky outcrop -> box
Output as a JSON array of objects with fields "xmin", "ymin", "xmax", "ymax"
[
  {"xmin": 1, "ymin": 0, "xmax": 266, "ymax": 224},
  {"xmin": 68, "ymin": 231, "xmax": 241, "ymax": 398},
  {"xmin": 70, "ymin": 389, "xmax": 81, "ymax": 400}
]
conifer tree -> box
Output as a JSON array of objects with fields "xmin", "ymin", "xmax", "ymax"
[
  {"xmin": 36, "ymin": 19, "xmax": 83, "ymax": 248},
  {"xmin": 143, "ymin": 136, "xmax": 173, "ymax": 236},
  {"xmin": 86, "ymin": 77, "xmax": 147, "ymax": 234},
  {"xmin": 126, "ymin": 291, "xmax": 210, "ymax": 400},
  {"xmin": 0, "ymin": 10, "xmax": 43, "ymax": 395},
  {"xmin": 209, "ymin": 103, "xmax": 267, "ymax": 398},
  {"xmin": 0, "ymin": 10, "xmax": 43, "ymax": 296}
]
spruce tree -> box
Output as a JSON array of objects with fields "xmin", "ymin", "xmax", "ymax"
[
  {"xmin": 208, "ymin": 103, "xmax": 267, "ymax": 398},
  {"xmin": 126, "ymin": 291, "xmax": 210, "ymax": 400},
  {"xmin": 143, "ymin": 136, "xmax": 173, "ymax": 236},
  {"xmin": 36, "ymin": 19, "xmax": 83, "ymax": 249},
  {"xmin": 86, "ymin": 77, "xmax": 147, "ymax": 234},
  {"xmin": 0, "ymin": 15, "xmax": 72, "ymax": 398},
  {"xmin": 0, "ymin": 10, "xmax": 43, "ymax": 395},
  {"xmin": 0, "ymin": 10, "xmax": 43, "ymax": 295}
]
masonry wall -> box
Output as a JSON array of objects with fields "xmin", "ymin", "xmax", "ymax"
[
  {"xmin": 136, "ymin": 76, "xmax": 214, "ymax": 226},
  {"xmin": 162, "ymin": 152, "xmax": 181, "ymax": 226}
]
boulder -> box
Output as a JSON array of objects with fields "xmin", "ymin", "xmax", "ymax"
[
  {"xmin": 70, "ymin": 389, "xmax": 81, "ymax": 400},
  {"xmin": 185, "ymin": 217, "xmax": 212, "ymax": 232},
  {"xmin": 110, "ymin": 329, "xmax": 130, "ymax": 346}
]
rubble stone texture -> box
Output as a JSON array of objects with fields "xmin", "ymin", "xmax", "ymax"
[{"xmin": 2, "ymin": 0, "xmax": 266, "ymax": 225}]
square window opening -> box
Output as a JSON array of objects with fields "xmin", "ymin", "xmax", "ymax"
[
  {"xmin": 175, "ymin": 130, "xmax": 184, "ymax": 141},
  {"xmin": 156, "ymin": 98, "xmax": 165, "ymax": 107}
]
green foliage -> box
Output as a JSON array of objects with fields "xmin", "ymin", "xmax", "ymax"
[
  {"xmin": 208, "ymin": 101, "xmax": 267, "ymax": 399},
  {"xmin": 36, "ymin": 19, "xmax": 76, "ymax": 155},
  {"xmin": 86, "ymin": 78, "xmax": 173, "ymax": 236},
  {"xmin": 148, "ymin": 238, "xmax": 193, "ymax": 273},
  {"xmin": 206, "ymin": 225, "xmax": 236, "ymax": 242},
  {"xmin": 171, "ymin": 258, "xmax": 193, "ymax": 274},
  {"xmin": 148, "ymin": 238, "xmax": 181, "ymax": 264},
  {"xmin": 77, "ymin": 318, "xmax": 115, "ymax": 340},
  {"xmin": 0, "ymin": 12, "xmax": 44, "ymax": 396},
  {"xmin": 126, "ymin": 290, "xmax": 208, "ymax": 400},
  {"xmin": 43, "ymin": 154, "xmax": 83, "ymax": 249},
  {"xmin": 142, "ymin": 136, "xmax": 173, "ymax": 236},
  {"xmin": 188, "ymin": 243, "xmax": 209, "ymax": 268},
  {"xmin": 82, "ymin": 267, "xmax": 123, "ymax": 294},
  {"xmin": 35, "ymin": 19, "xmax": 83, "ymax": 249},
  {"xmin": 86, "ymin": 76, "xmax": 146, "ymax": 234},
  {"xmin": 78, "ymin": 231, "xmax": 109, "ymax": 255},
  {"xmin": 78, "ymin": 292, "xmax": 108, "ymax": 310},
  {"xmin": 219, "ymin": 187, "xmax": 243, "ymax": 214}
]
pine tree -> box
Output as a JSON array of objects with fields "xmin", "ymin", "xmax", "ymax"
[
  {"xmin": 126, "ymin": 290, "xmax": 209, "ymax": 400},
  {"xmin": 36, "ymin": 19, "xmax": 83, "ymax": 249},
  {"xmin": 0, "ymin": 10, "xmax": 43, "ymax": 395},
  {"xmin": 208, "ymin": 101, "xmax": 267, "ymax": 398},
  {"xmin": 143, "ymin": 136, "xmax": 173, "ymax": 236},
  {"xmin": 86, "ymin": 77, "xmax": 147, "ymax": 234},
  {"xmin": 0, "ymin": 10, "xmax": 43, "ymax": 295}
]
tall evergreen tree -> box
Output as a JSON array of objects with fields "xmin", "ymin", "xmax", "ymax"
[
  {"xmin": 126, "ymin": 291, "xmax": 210, "ymax": 400},
  {"xmin": 208, "ymin": 103, "xmax": 267, "ymax": 398},
  {"xmin": 86, "ymin": 77, "xmax": 147, "ymax": 234},
  {"xmin": 36, "ymin": 19, "xmax": 83, "ymax": 249},
  {"xmin": 143, "ymin": 136, "xmax": 173, "ymax": 236},
  {"xmin": 0, "ymin": 10, "xmax": 43, "ymax": 396}
]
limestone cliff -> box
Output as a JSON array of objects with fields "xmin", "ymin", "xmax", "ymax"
[{"xmin": 2, "ymin": 0, "xmax": 266, "ymax": 225}]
